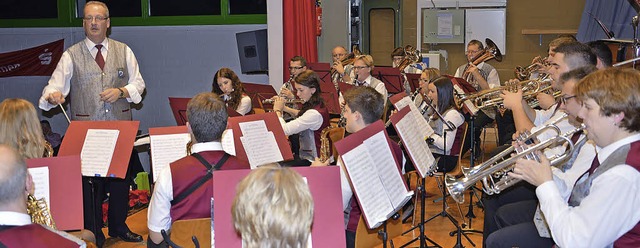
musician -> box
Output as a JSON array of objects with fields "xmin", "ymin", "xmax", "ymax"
[
  {"xmin": 485, "ymin": 66, "xmax": 598, "ymax": 247},
  {"xmin": 492, "ymin": 67, "xmax": 640, "ymax": 247},
  {"xmin": 232, "ymin": 164, "xmax": 313, "ymax": 248},
  {"xmin": 0, "ymin": 145, "xmax": 86, "ymax": 248},
  {"xmin": 424, "ymin": 76, "xmax": 466, "ymax": 173},
  {"xmin": 38, "ymin": 2, "xmax": 146, "ymax": 244},
  {"xmin": 212, "ymin": 67, "xmax": 252, "ymax": 115},
  {"xmin": 311, "ymin": 86, "xmax": 404, "ymax": 248},
  {"xmin": 586, "ymin": 40, "xmax": 613, "ymax": 69},
  {"xmin": 40, "ymin": 120, "xmax": 62, "ymax": 156},
  {"xmin": 331, "ymin": 46, "xmax": 355, "ymax": 83},
  {"xmin": 391, "ymin": 46, "xmax": 424, "ymax": 74},
  {"xmin": 352, "ymin": 55, "xmax": 388, "ymax": 97},
  {"xmin": 414, "ymin": 68, "xmax": 441, "ymax": 118},
  {"xmin": 0, "ymin": 99, "xmax": 48, "ymax": 159},
  {"xmin": 147, "ymin": 92, "xmax": 250, "ymax": 247},
  {"xmin": 530, "ymin": 36, "xmax": 578, "ymax": 110},
  {"xmin": 280, "ymin": 56, "xmax": 308, "ymax": 100},
  {"xmin": 273, "ymin": 70, "xmax": 330, "ymax": 167}
]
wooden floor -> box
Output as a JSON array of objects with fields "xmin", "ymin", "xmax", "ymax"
[{"xmin": 104, "ymin": 128, "xmax": 500, "ymax": 248}]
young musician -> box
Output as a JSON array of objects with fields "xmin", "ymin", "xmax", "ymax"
[
  {"xmin": 413, "ymin": 68, "xmax": 441, "ymax": 117},
  {"xmin": 232, "ymin": 164, "xmax": 313, "ymax": 248},
  {"xmin": 424, "ymin": 76, "xmax": 466, "ymax": 173},
  {"xmin": 0, "ymin": 145, "xmax": 86, "ymax": 248},
  {"xmin": 0, "ymin": 99, "xmax": 47, "ymax": 159},
  {"xmin": 312, "ymin": 86, "xmax": 404, "ymax": 248},
  {"xmin": 493, "ymin": 67, "xmax": 640, "ymax": 247},
  {"xmin": 212, "ymin": 67, "xmax": 252, "ymax": 115},
  {"xmin": 280, "ymin": 56, "xmax": 308, "ymax": 100},
  {"xmin": 147, "ymin": 92, "xmax": 250, "ymax": 247},
  {"xmin": 585, "ymin": 40, "xmax": 613, "ymax": 69},
  {"xmin": 273, "ymin": 70, "xmax": 330, "ymax": 166}
]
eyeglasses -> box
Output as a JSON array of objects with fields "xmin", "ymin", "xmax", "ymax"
[
  {"xmin": 289, "ymin": 66, "xmax": 304, "ymax": 70},
  {"xmin": 560, "ymin": 95, "xmax": 576, "ymax": 105},
  {"xmin": 332, "ymin": 53, "xmax": 347, "ymax": 58},
  {"xmin": 465, "ymin": 50, "xmax": 481, "ymax": 55},
  {"xmin": 83, "ymin": 16, "xmax": 109, "ymax": 22},
  {"xmin": 353, "ymin": 66, "xmax": 369, "ymax": 70}
]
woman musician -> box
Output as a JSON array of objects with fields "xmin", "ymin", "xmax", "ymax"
[
  {"xmin": 273, "ymin": 70, "xmax": 330, "ymax": 167},
  {"xmin": 424, "ymin": 77, "xmax": 466, "ymax": 173},
  {"xmin": 212, "ymin": 67, "xmax": 252, "ymax": 115}
]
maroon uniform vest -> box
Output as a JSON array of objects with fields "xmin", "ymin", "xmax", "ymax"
[
  {"xmin": 614, "ymin": 141, "xmax": 640, "ymax": 247},
  {"xmin": 346, "ymin": 138, "xmax": 404, "ymax": 232},
  {"xmin": 169, "ymin": 150, "xmax": 249, "ymax": 222},
  {"xmin": 0, "ymin": 224, "xmax": 80, "ymax": 248},
  {"xmin": 311, "ymin": 104, "xmax": 330, "ymax": 157}
]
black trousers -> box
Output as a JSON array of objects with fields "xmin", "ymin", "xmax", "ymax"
[
  {"xmin": 486, "ymin": 200, "xmax": 550, "ymax": 248},
  {"xmin": 481, "ymin": 182, "xmax": 537, "ymax": 247},
  {"xmin": 82, "ymin": 150, "xmax": 144, "ymax": 246}
]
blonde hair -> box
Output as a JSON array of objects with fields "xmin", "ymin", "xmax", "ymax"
[
  {"xmin": 232, "ymin": 164, "xmax": 314, "ymax": 248},
  {"xmin": 85, "ymin": 1, "xmax": 110, "ymax": 17},
  {"xmin": 0, "ymin": 99, "xmax": 46, "ymax": 159},
  {"xmin": 355, "ymin": 54, "xmax": 375, "ymax": 71},
  {"xmin": 421, "ymin": 68, "xmax": 441, "ymax": 82}
]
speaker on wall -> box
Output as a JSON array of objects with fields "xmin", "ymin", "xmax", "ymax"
[{"xmin": 236, "ymin": 29, "xmax": 268, "ymax": 74}]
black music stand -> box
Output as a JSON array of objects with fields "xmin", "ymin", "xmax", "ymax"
[{"xmin": 373, "ymin": 66, "xmax": 405, "ymax": 95}]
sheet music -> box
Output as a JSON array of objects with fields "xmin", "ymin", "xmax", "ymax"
[
  {"xmin": 394, "ymin": 96, "xmax": 434, "ymax": 138},
  {"xmin": 362, "ymin": 132, "xmax": 411, "ymax": 208},
  {"xmin": 150, "ymin": 133, "xmax": 191, "ymax": 182},
  {"xmin": 341, "ymin": 145, "xmax": 394, "ymax": 229},
  {"xmin": 395, "ymin": 112, "xmax": 437, "ymax": 177},
  {"xmin": 239, "ymin": 120, "xmax": 269, "ymax": 136},
  {"xmin": 81, "ymin": 129, "xmax": 119, "ymax": 176},
  {"xmin": 28, "ymin": 167, "xmax": 51, "ymax": 208},
  {"xmin": 240, "ymin": 131, "xmax": 283, "ymax": 169},
  {"xmin": 221, "ymin": 129, "xmax": 236, "ymax": 156}
]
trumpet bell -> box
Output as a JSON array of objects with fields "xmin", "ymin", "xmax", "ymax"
[{"xmin": 485, "ymin": 38, "xmax": 502, "ymax": 62}]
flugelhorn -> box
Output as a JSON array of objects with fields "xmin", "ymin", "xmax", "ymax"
[
  {"xmin": 445, "ymin": 114, "xmax": 577, "ymax": 203},
  {"xmin": 454, "ymin": 75, "xmax": 552, "ymax": 110}
]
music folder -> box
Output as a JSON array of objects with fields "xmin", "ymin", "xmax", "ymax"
[
  {"xmin": 334, "ymin": 120, "xmax": 413, "ymax": 229},
  {"xmin": 225, "ymin": 112, "xmax": 293, "ymax": 167},
  {"xmin": 306, "ymin": 62, "xmax": 332, "ymax": 84},
  {"xmin": 149, "ymin": 125, "xmax": 190, "ymax": 182},
  {"xmin": 26, "ymin": 155, "xmax": 84, "ymax": 231},
  {"xmin": 390, "ymin": 106, "xmax": 437, "ymax": 178},
  {"xmin": 389, "ymin": 92, "xmax": 434, "ymax": 139},
  {"xmin": 318, "ymin": 76, "xmax": 341, "ymax": 114},
  {"xmin": 169, "ymin": 97, "xmax": 190, "ymax": 126},
  {"xmin": 58, "ymin": 121, "xmax": 139, "ymax": 178},
  {"xmin": 212, "ymin": 166, "xmax": 346, "ymax": 247}
]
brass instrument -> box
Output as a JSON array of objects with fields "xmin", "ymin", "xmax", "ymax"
[
  {"xmin": 186, "ymin": 140, "xmax": 193, "ymax": 156},
  {"xmin": 454, "ymin": 75, "xmax": 552, "ymax": 110},
  {"xmin": 445, "ymin": 114, "xmax": 578, "ymax": 203},
  {"xmin": 397, "ymin": 45, "xmax": 421, "ymax": 71},
  {"xmin": 462, "ymin": 38, "xmax": 503, "ymax": 80},
  {"xmin": 262, "ymin": 99, "xmax": 305, "ymax": 104},
  {"xmin": 319, "ymin": 126, "xmax": 334, "ymax": 163},
  {"xmin": 44, "ymin": 141, "xmax": 54, "ymax": 158},
  {"xmin": 331, "ymin": 45, "xmax": 362, "ymax": 80},
  {"xmin": 27, "ymin": 194, "xmax": 56, "ymax": 229},
  {"xmin": 281, "ymin": 74, "xmax": 294, "ymax": 97},
  {"xmin": 514, "ymin": 56, "xmax": 547, "ymax": 81}
]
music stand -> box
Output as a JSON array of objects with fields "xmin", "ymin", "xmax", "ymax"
[
  {"xmin": 372, "ymin": 66, "xmax": 405, "ymax": 95},
  {"xmin": 242, "ymin": 82, "xmax": 278, "ymax": 109},
  {"xmin": 405, "ymin": 73, "xmax": 422, "ymax": 93},
  {"xmin": 306, "ymin": 62, "xmax": 332, "ymax": 84},
  {"xmin": 169, "ymin": 97, "xmax": 190, "ymax": 126},
  {"xmin": 318, "ymin": 77, "xmax": 341, "ymax": 114}
]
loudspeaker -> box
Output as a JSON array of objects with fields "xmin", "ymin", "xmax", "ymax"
[{"xmin": 236, "ymin": 29, "xmax": 268, "ymax": 74}]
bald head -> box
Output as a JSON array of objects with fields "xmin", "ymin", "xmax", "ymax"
[{"xmin": 0, "ymin": 145, "xmax": 28, "ymax": 206}]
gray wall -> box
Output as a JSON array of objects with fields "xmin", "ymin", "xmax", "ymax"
[
  {"xmin": 317, "ymin": 0, "xmax": 350, "ymax": 63},
  {"xmin": 0, "ymin": 25, "xmax": 269, "ymax": 136}
]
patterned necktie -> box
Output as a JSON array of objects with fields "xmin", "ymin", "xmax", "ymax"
[{"xmin": 95, "ymin": 44, "xmax": 105, "ymax": 71}]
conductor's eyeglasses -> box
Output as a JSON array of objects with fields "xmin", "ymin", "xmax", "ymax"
[{"xmin": 83, "ymin": 16, "xmax": 109, "ymax": 22}]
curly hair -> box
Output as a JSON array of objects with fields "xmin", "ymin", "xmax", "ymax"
[
  {"xmin": 212, "ymin": 67, "xmax": 247, "ymax": 110},
  {"xmin": 0, "ymin": 98, "xmax": 46, "ymax": 159}
]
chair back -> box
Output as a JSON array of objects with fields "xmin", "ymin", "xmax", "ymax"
[
  {"xmin": 328, "ymin": 127, "xmax": 345, "ymax": 160},
  {"xmin": 169, "ymin": 218, "xmax": 211, "ymax": 247}
]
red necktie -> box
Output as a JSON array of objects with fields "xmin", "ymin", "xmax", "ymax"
[
  {"xmin": 587, "ymin": 154, "xmax": 600, "ymax": 175},
  {"xmin": 95, "ymin": 44, "xmax": 105, "ymax": 71}
]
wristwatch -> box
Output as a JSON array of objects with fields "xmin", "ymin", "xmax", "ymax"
[{"xmin": 117, "ymin": 88, "xmax": 125, "ymax": 99}]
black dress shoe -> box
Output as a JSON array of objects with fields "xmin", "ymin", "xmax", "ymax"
[{"xmin": 111, "ymin": 231, "xmax": 143, "ymax": 242}]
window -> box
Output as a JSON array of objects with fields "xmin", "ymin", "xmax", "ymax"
[
  {"xmin": 0, "ymin": 0, "xmax": 58, "ymax": 19},
  {"xmin": 229, "ymin": 0, "xmax": 266, "ymax": 15},
  {"xmin": 150, "ymin": 0, "xmax": 221, "ymax": 16}
]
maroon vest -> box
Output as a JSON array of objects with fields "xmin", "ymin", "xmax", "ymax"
[
  {"xmin": 614, "ymin": 141, "xmax": 640, "ymax": 248},
  {"xmin": 346, "ymin": 138, "xmax": 404, "ymax": 232},
  {"xmin": 0, "ymin": 224, "xmax": 80, "ymax": 248},
  {"xmin": 311, "ymin": 104, "xmax": 330, "ymax": 157},
  {"xmin": 169, "ymin": 150, "xmax": 249, "ymax": 221}
]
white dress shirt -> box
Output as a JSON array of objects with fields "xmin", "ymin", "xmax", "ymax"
[
  {"xmin": 39, "ymin": 38, "xmax": 146, "ymax": 111},
  {"xmin": 537, "ymin": 134, "xmax": 640, "ymax": 248},
  {"xmin": 454, "ymin": 61, "xmax": 501, "ymax": 89},
  {"xmin": 147, "ymin": 141, "xmax": 224, "ymax": 233},
  {"xmin": 0, "ymin": 211, "xmax": 86, "ymax": 247},
  {"xmin": 428, "ymin": 109, "xmax": 465, "ymax": 155},
  {"xmin": 278, "ymin": 109, "xmax": 323, "ymax": 136}
]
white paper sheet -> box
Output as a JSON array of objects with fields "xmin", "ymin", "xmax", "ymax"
[
  {"xmin": 240, "ymin": 132, "xmax": 283, "ymax": 168},
  {"xmin": 239, "ymin": 120, "xmax": 269, "ymax": 136},
  {"xmin": 395, "ymin": 112, "xmax": 437, "ymax": 177},
  {"xmin": 81, "ymin": 129, "xmax": 119, "ymax": 177},
  {"xmin": 437, "ymin": 13, "xmax": 453, "ymax": 38},
  {"xmin": 221, "ymin": 129, "xmax": 236, "ymax": 156},
  {"xmin": 28, "ymin": 167, "xmax": 51, "ymax": 208},
  {"xmin": 150, "ymin": 133, "xmax": 191, "ymax": 182},
  {"xmin": 394, "ymin": 96, "xmax": 434, "ymax": 138}
]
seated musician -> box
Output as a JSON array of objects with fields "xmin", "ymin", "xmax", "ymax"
[
  {"xmin": 280, "ymin": 56, "xmax": 308, "ymax": 100},
  {"xmin": 485, "ymin": 66, "xmax": 598, "ymax": 247},
  {"xmin": 147, "ymin": 92, "xmax": 250, "ymax": 247},
  {"xmin": 273, "ymin": 70, "xmax": 330, "ymax": 167},
  {"xmin": 424, "ymin": 76, "xmax": 466, "ymax": 173},
  {"xmin": 0, "ymin": 98, "xmax": 51, "ymax": 159},
  {"xmin": 331, "ymin": 46, "xmax": 355, "ymax": 84},
  {"xmin": 351, "ymin": 55, "xmax": 388, "ymax": 97},
  {"xmin": 212, "ymin": 67, "xmax": 252, "ymax": 115},
  {"xmin": 585, "ymin": 40, "xmax": 613, "ymax": 69},
  {"xmin": 232, "ymin": 164, "xmax": 313, "ymax": 248},
  {"xmin": 312, "ymin": 86, "xmax": 405, "ymax": 248},
  {"xmin": 0, "ymin": 145, "xmax": 86, "ymax": 247},
  {"xmin": 413, "ymin": 68, "xmax": 441, "ymax": 118},
  {"xmin": 391, "ymin": 46, "xmax": 423, "ymax": 74},
  {"xmin": 490, "ymin": 67, "xmax": 640, "ymax": 247}
]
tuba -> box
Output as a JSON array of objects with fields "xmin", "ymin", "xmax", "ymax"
[
  {"xmin": 462, "ymin": 38, "xmax": 503, "ymax": 81},
  {"xmin": 446, "ymin": 114, "xmax": 581, "ymax": 203},
  {"xmin": 27, "ymin": 194, "xmax": 56, "ymax": 229}
]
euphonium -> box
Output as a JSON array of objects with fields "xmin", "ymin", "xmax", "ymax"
[
  {"xmin": 27, "ymin": 194, "xmax": 56, "ymax": 229},
  {"xmin": 262, "ymin": 99, "xmax": 305, "ymax": 104},
  {"xmin": 397, "ymin": 45, "xmax": 421, "ymax": 71},
  {"xmin": 445, "ymin": 114, "xmax": 578, "ymax": 203},
  {"xmin": 462, "ymin": 38, "xmax": 503, "ymax": 80}
]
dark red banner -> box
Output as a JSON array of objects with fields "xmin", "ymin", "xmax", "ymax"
[{"xmin": 0, "ymin": 39, "xmax": 64, "ymax": 78}]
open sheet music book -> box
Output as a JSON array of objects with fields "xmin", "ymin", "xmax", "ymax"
[
  {"xmin": 226, "ymin": 112, "xmax": 292, "ymax": 168},
  {"xmin": 335, "ymin": 121, "xmax": 413, "ymax": 229},
  {"xmin": 390, "ymin": 106, "xmax": 437, "ymax": 178},
  {"xmin": 389, "ymin": 92, "xmax": 434, "ymax": 139}
]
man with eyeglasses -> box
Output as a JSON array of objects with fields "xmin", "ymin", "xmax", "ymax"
[
  {"xmin": 331, "ymin": 46, "xmax": 355, "ymax": 84},
  {"xmin": 38, "ymin": 1, "xmax": 145, "ymax": 246},
  {"xmin": 280, "ymin": 56, "xmax": 308, "ymax": 100}
]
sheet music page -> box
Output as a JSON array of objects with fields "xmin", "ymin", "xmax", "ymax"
[
  {"xmin": 341, "ymin": 145, "xmax": 394, "ymax": 228},
  {"xmin": 81, "ymin": 129, "xmax": 119, "ymax": 177},
  {"xmin": 28, "ymin": 167, "xmax": 51, "ymax": 208},
  {"xmin": 221, "ymin": 129, "xmax": 236, "ymax": 156},
  {"xmin": 238, "ymin": 120, "xmax": 269, "ymax": 136},
  {"xmin": 240, "ymin": 131, "xmax": 283, "ymax": 168},
  {"xmin": 362, "ymin": 132, "xmax": 411, "ymax": 208},
  {"xmin": 150, "ymin": 133, "xmax": 191, "ymax": 182},
  {"xmin": 394, "ymin": 96, "xmax": 434, "ymax": 138},
  {"xmin": 395, "ymin": 113, "xmax": 437, "ymax": 177}
]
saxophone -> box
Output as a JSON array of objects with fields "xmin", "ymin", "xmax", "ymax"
[
  {"xmin": 319, "ymin": 126, "xmax": 333, "ymax": 163},
  {"xmin": 27, "ymin": 194, "xmax": 56, "ymax": 229}
]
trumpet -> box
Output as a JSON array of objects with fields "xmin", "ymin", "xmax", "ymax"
[
  {"xmin": 514, "ymin": 56, "xmax": 548, "ymax": 81},
  {"xmin": 262, "ymin": 99, "xmax": 305, "ymax": 104},
  {"xmin": 446, "ymin": 114, "xmax": 579, "ymax": 203},
  {"xmin": 455, "ymin": 75, "xmax": 552, "ymax": 110}
]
